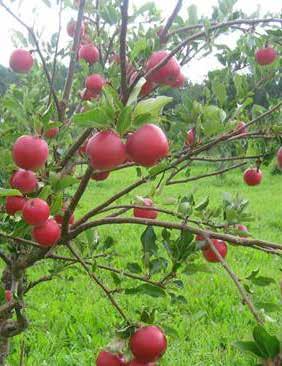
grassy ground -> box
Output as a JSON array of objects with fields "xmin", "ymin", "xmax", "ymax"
[{"xmin": 7, "ymin": 164, "xmax": 282, "ymax": 366}]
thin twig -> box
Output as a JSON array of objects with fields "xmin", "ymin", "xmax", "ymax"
[{"xmin": 158, "ymin": 0, "xmax": 183, "ymax": 42}]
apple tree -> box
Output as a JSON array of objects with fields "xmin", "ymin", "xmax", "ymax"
[{"xmin": 0, "ymin": 0, "xmax": 281, "ymax": 365}]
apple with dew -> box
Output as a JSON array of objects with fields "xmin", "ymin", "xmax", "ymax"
[
  {"xmin": 243, "ymin": 168, "xmax": 262, "ymax": 186},
  {"xmin": 12, "ymin": 135, "xmax": 49, "ymax": 171},
  {"xmin": 10, "ymin": 169, "xmax": 38, "ymax": 194},
  {"xmin": 129, "ymin": 326, "xmax": 167, "ymax": 363},
  {"xmin": 145, "ymin": 50, "xmax": 180, "ymax": 84},
  {"xmin": 5, "ymin": 196, "xmax": 26, "ymax": 215},
  {"xmin": 32, "ymin": 219, "xmax": 61, "ymax": 247},
  {"xmin": 133, "ymin": 198, "xmax": 158, "ymax": 219},
  {"xmin": 79, "ymin": 44, "xmax": 99, "ymax": 65},
  {"xmin": 203, "ymin": 239, "xmax": 228, "ymax": 262},
  {"xmin": 86, "ymin": 130, "xmax": 126, "ymax": 170},
  {"xmin": 9, "ymin": 49, "xmax": 33, "ymax": 73},
  {"xmin": 255, "ymin": 46, "xmax": 277, "ymax": 65},
  {"xmin": 22, "ymin": 198, "xmax": 50, "ymax": 226},
  {"xmin": 126, "ymin": 124, "xmax": 169, "ymax": 167}
]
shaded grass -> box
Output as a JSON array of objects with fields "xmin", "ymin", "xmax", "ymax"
[{"xmin": 7, "ymin": 164, "xmax": 282, "ymax": 365}]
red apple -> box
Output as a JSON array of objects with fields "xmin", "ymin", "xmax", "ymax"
[
  {"xmin": 255, "ymin": 47, "xmax": 277, "ymax": 66},
  {"xmin": 236, "ymin": 224, "xmax": 248, "ymax": 237},
  {"xmin": 92, "ymin": 171, "xmax": 110, "ymax": 181},
  {"xmin": 110, "ymin": 53, "xmax": 121, "ymax": 64},
  {"xmin": 235, "ymin": 121, "xmax": 247, "ymax": 135},
  {"xmin": 129, "ymin": 326, "xmax": 167, "ymax": 363},
  {"xmin": 54, "ymin": 208, "xmax": 75, "ymax": 225},
  {"xmin": 5, "ymin": 290, "xmax": 12, "ymax": 302},
  {"xmin": 44, "ymin": 128, "xmax": 59, "ymax": 139},
  {"xmin": 133, "ymin": 198, "xmax": 158, "ymax": 219},
  {"xmin": 203, "ymin": 239, "xmax": 227, "ymax": 262},
  {"xmin": 276, "ymin": 147, "xmax": 282, "ymax": 170},
  {"xmin": 5, "ymin": 196, "xmax": 26, "ymax": 215},
  {"xmin": 79, "ymin": 44, "xmax": 99, "ymax": 64},
  {"xmin": 167, "ymin": 72, "xmax": 186, "ymax": 88},
  {"xmin": 96, "ymin": 351, "xmax": 125, "ymax": 366},
  {"xmin": 80, "ymin": 88, "xmax": 98, "ymax": 101},
  {"xmin": 32, "ymin": 218, "xmax": 61, "ymax": 247},
  {"xmin": 10, "ymin": 169, "xmax": 38, "ymax": 194},
  {"xmin": 185, "ymin": 128, "xmax": 195, "ymax": 146},
  {"xmin": 126, "ymin": 124, "xmax": 169, "ymax": 167},
  {"xmin": 12, "ymin": 135, "xmax": 49, "ymax": 171},
  {"xmin": 145, "ymin": 50, "xmax": 180, "ymax": 84},
  {"xmin": 140, "ymin": 81, "xmax": 156, "ymax": 97},
  {"xmin": 85, "ymin": 74, "xmax": 106, "ymax": 93},
  {"xmin": 243, "ymin": 168, "xmax": 262, "ymax": 186},
  {"xmin": 9, "ymin": 49, "xmax": 33, "ymax": 73},
  {"xmin": 86, "ymin": 130, "xmax": 126, "ymax": 170},
  {"xmin": 22, "ymin": 198, "xmax": 50, "ymax": 226},
  {"xmin": 67, "ymin": 19, "xmax": 85, "ymax": 37}
]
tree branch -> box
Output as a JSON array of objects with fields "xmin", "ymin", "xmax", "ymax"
[{"xmin": 158, "ymin": 0, "xmax": 183, "ymax": 43}]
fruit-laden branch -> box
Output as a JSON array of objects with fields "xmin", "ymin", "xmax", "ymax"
[
  {"xmin": 62, "ymin": 0, "xmax": 86, "ymax": 119},
  {"xmin": 59, "ymin": 128, "xmax": 93, "ymax": 170},
  {"xmin": 66, "ymin": 242, "xmax": 131, "ymax": 325},
  {"xmin": 69, "ymin": 217, "xmax": 282, "ymax": 253},
  {"xmin": 167, "ymin": 17, "xmax": 282, "ymax": 38},
  {"xmin": 48, "ymin": 0, "xmax": 63, "ymax": 107},
  {"xmin": 158, "ymin": 0, "xmax": 183, "ymax": 42},
  {"xmin": 120, "ymin": 0, "xmax": 130, "ymax": 103},
  {"xmin": 167, "ymin": 161, "xmax": 247, "ymax": 185},
  {"xmin": 204, "ymin": 235, "xmax": 264, "ymax": 324},
  {"xmin": 0, "ymin": 0, "xmax": 62, "ymax": 121},
  {"xmin": 190, "ymin": 154, "xmax": 267, "ymax": 162}
]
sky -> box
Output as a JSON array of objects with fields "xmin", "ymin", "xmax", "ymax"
[{"xmin": 0, "ymin": 0, "xmax": 280, "ymax": 82}]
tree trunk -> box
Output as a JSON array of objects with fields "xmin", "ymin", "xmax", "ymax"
[{"xmin": 0, "ymin": 336, "xmax": 9, "ymax": 366}]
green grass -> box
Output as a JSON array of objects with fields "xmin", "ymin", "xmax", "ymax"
[{"xmin": 8, "ymin": 164, "xmax": 282, "ymax": 366}]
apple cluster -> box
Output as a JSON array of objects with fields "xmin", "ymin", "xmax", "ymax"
[{"xmin": 96, "ymin": 325, "xmax": 167, "ymax": 366}]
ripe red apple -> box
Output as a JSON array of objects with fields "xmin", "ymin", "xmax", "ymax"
[
  {"xmin": 255, "ymin": 47, "xmax": 277, "ymax": 66},
  {"xmin": 235, "ymin": 121, "xmax": 247, "ymax": 135},
  {"xmin": 129, "ymin": 326, "xmax": 167, "ymax": 363},
  {"xmin": 5, "ymin": 196, "xmax": 26, "ymax": 215},
  {"xmin": 140, "ymin": 81, "xmax": 156, "ymax": 97},
  {"xmin": 67, "ymin": 19, "xmax": 85, "ymax": 37},
  {"xmin": 203, "ymin": 239, "xmax": 228, "ymax": 262},
  {"xmin": 80, "ymin": 88, "xmax": 98, "ymax": 101},
  {"xmin": 54, "ymin": 208, "xmax": 75, "ymax": 225},
  {"xmin": 167, "ymin": 72, "xmax": 186, "ymax": 88},
  {"xmin": 5, "ymin": 290, "xmax": 12, "ymax": 302},
  {"xmin": 10, "ymin": 169, "xmax": 38, "ymax": 194},
  {"xmin": 96, "ymin": 351, "xmax": 125, "ymax": 366},
  {"xmin": 243, "ymin": 168, "xmax": 262, "ymax": 186},
  {"xmin": 145, "ymin": 50, "xmax": 180, "ymax": 84},
  {"xmin": 12, "ymin": 135, "xmax": 49, "ymax": 171},
  {"xmin": 109, "ymin": 53, "xmax": 121, "ymax": 64},
  {"xmin": 86, "ymin": 130, "xmax": 126, "ymax": 170},
  {"xmin": 44, "ymin": 127, "xmax": 59, "ymax": 139},
  {"xmin": 22, "ymin": 198, "xmax": 50, "ymax": 226},
  {"xmin": 185, "ymin": 128, "xmax": 195, "ymax": 146},
  {"xmin": 127, "ymin": 360, "xmax": 155, "ymax": 366},
  {"xmin": 236, "ymin": 224, "xmax": 248, "ymax": 237},
  {"xmin": 79, "ymin": 44, "xmax": 99, "ymax": 64},
  {"xmin": 276, "ymin": 147, "xmax": 282, "ymax": 170},
  {"xmin": 85, "ymin": 74, "xmax": 106, "ymax": 93},
  {"xmin": 126, "ymin": 124, "xmax": 169, "ymax": 167},
  {"xmin": 133, "ymin": 198, "xmax": 158, "ymax": 219},
  {"xmin": 92, "ymin": 171, "xmax": 110, "ymax": 181},
  {"xmin": 32, "ymin": 219, "xmax": 61, "ymax": 247},
  {"xmin": 9, "ymin": 49, "xmax": 33, "ymax": 73}
]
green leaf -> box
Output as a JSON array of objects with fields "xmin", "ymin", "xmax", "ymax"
[
  {"xmin": 134, "ymin": 96, "xmax": 173, "ymax": 120},
  {"xmin": 125, "ymin": 284, "xmax": 166, "ymax": 298},
  {"xmin": 253, "ymin": 325, "xmax": 280, "ymax": 358},
  {"xmin": 234, "ymin": 341, "xmax": 264, "ymax": 358},
  {"xmin": 117, "ymin": 106, "xmax": 133, "ymax": 135},
  {"xmin": 0, "ymin": 188, "xmax": 21, "ymax": 197},
  {"xmin": 255, "ymin": 302, "xmax": 281, "ymax": 313},
  {"xmin": 195, "ymin": 197, "xmax": 209, "ymax": 211},
  {"xmin": 127, "ymin": 77, "xmax": 146, "ymax": 106},
  {"xmin": 52, "ymin": 175, "xmax": 78, "ymax": 192},
  {"xmin": 251, "ymin": 276, "xmax": 275, "ymax": 287},
  {"xmin": 141, "ymin": 226, "xmax": 158, "ymax": 257},
  {"xmin": 183, "ymin": 263, "xmax": 212, "ymax": 275},
  {"xmin": 73, "ymin": 108, "xmax": 112, "ymax": 128},
  {"xmin": 149, "ymin": 257, "xmax": 168, "ymax": 274},
  {"xmin": 139, "ymin": 308, "xmax": 156, "ymax": 323},
  {"xmin": 133, "ymin": 112, "xmax": 155, "ymax": 127},
  {"xmin": 126, "ymin": 262, "xmax": 142, "ymax": 274},
  {"xmin": 187, "ymin": 5, "xmax": 198, "ymax": 25}
]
